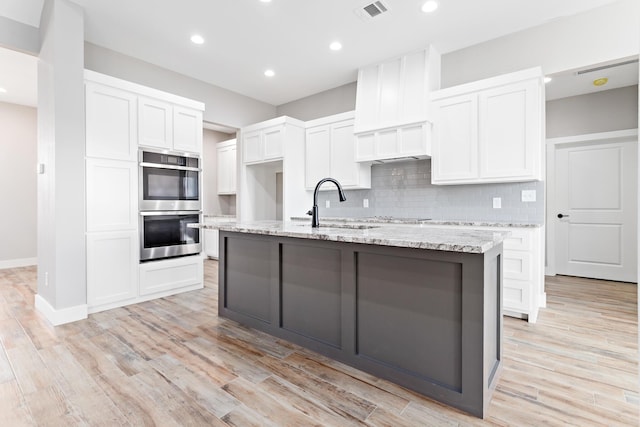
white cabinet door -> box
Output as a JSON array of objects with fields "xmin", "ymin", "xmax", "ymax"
[
  {"xmin": 331, "ymin": 121, "xmax": 358, "ymax": 186},
  {"xmin": 173, "ymin": 106, "xmax": 203, "ymax": 153},
  {"xmin": 431, "ymin": 94, "xmax": 478, "ymax": 183},
  {"xmin": 138, "ymin": 97, "xmax": 172, "ymax": 150},
  {"xmin": 217, "ymin": 142, "xmax": 237, "ymax": 195},
  {"xmin": 85, "ymin": 83, "xmax": 137, "ymax": 161},
  {"xmin": 87, "ymin": 230, "xmax": 138, "ymax": 308},
  {"xmin": 305, "ymin": 125, "xmax": 331, "ymax": 188},
  {"xmin": 479, "ymin": 80, "xmax": 539, "ymax": 180},
  {"xmin": 86, "ymin": 158, "xmax": 137, "ymax": 232},
  {"xmin": 204, "ymin": 229, "xmax": 219, "ymax": 258},
  {"xmin": 263, "ymin": 126, "xmax": 284, "ymax": 160},
  {"xmin": 243, "ymin": 130, "xmax": 262, "ymax": 163}
]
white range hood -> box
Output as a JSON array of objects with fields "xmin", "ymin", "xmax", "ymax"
[{"xmin": 354, "ymin": 45, "xmax": 441, "ymax": 162}]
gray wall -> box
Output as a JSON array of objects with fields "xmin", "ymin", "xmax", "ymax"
[
  {"xmin": 202, "ymin": 129, "xmax": 236, "ymax": 216},
  {"xmin": 441, "ymin": 0, "xmax": 639, "ymax": 88},
  {"xmin": 84, "ymin": 43, "xmax": 277, "ymax": 129},
  {"xmin": 0, "ymin": 102, "xmax": 37, "ymax": 264},
  {"xmin": 547, "ymin": 85, "xmax": 638, "ymax": 138},
  {"xmin": 276, "ymin": 82, "xmax": 357, "ymax": 121},
  {"xmin": 317, "ymin": 160, "xmax": 544, "ymax": 223},
  {"xmin": 0, "ymin": 16, "xmax": 39, "ymax": 55}
]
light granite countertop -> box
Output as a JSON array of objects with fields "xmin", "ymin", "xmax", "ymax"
[
  {"xmin": 290, "ymin": 216, "xmax": 543, "ymax": 228},
  {"xmin": 195, "ymin": 220, "xmax": 510, "ymax": 253}
]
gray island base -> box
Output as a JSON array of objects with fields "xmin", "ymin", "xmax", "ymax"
[{"xmin": 217, "ymin": 225, "xmax": 503, "ymax": 418}]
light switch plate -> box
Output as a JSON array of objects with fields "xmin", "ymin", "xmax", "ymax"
[
  {"xmin": 325, "ymin": 200, "xmax": 330, "ymax": 208},
  {"xmin": 493, "ymin": 197, "xmax": 502, "ymax": 209},
  {"xmin": 363, "ymin": 198, "xmax": 369, "ymax": 208},
  {"xmin": 521, "ymin": 190, "xmax": 536, "ymax": 202}
]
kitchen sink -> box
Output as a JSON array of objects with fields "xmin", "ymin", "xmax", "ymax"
[{"xmin": 297, "ymin": 223, "xmax": 380, "ymax": 230}]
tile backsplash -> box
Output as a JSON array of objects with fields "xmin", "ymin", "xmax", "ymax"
[{"xmin": 317, "ymin": 159, "xmax": 544, "ymax": 223}]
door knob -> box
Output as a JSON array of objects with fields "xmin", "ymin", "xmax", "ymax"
[{"xmin": 557, "ymin": 213, "xmax": 570, "ymax": 219}]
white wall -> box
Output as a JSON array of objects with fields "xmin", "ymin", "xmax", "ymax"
[
  {"xmin": 547, "ymin": 85, "xmax": 639, "ymax": 138},
  {"xmin": 442, "ymin": 0, "xmax": 640, "ymax": 87},
  {"xmin": 202, "ymin": 129, "xmax": 236, "ymax": 216},
  {"xmin": 84, "ymin": 43, "xmax": 276, "ymax": 129},
  {"xmin": 276, "ymin": 82, "xmax": 357, "ymax": 121},
  {"xmin": 37, "ymin": 0, "xmax": 86, "ymax": 311},
  {"xmin": 0, "ymin": 102, "xmax": 37, "ymax": 266}
]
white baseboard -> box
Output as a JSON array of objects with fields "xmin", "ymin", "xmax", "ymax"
[
  {"xmin": 34, "ymin": 294, "xmax": 88, "ymax": 326},
  {"xmin": 0, "ymin": 257, "xmax": 37, "ymax": 270}
]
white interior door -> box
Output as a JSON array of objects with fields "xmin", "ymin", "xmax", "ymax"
[{"xmin": 555, "ymin": 139, "xmax": 637, "ymax": 282}]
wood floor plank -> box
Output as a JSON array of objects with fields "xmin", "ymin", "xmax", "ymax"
[
  {"xmin": 258, "ymin": 354, "xmax": 378, "ymax": 422},
  {"xmin": 0, "ymin": 380, "xmax": 35, "ymax": 427},
  {"xmin": 223, "ymin": 376, "xmax": 324, "ymax": 426},
  {"xmin": 257, "ymin": 374, "xmax": 367, "ymax": 427},
  {"xmin": 284, "ymin": 352, "xmax": 410, "ymax": 415},
  {"xmin": 148, "ymin": 353, "xmax": 241, "ymax": 418}
]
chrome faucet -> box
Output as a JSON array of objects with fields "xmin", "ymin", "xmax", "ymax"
[{"xmin": 307, "ymin": 177, "xmax": 347, "ymax": 227}]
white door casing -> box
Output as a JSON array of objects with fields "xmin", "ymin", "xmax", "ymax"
[{"xmin": 554, "ymin": 134, "xmax": 637, "ymax": 282}]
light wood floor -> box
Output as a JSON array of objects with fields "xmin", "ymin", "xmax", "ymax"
[{"xmin": 0, "ymin": 261, "xmax": 638, "ymax": 426}]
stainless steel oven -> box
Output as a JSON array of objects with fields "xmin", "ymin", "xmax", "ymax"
[
  {"xmin": 139, "ymin": 149, "xmax": 201, "ymax": 211},
  {"xmin": 139, "ymin": 211, "xmax": 201, "ymax": 261}
]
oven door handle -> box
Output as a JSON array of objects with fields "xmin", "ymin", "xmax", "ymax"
[
  {"xmin": 139, "ymin": 162, "xmax": 201, "ymax": 172},
  {"xmin": 140, "ymin": 211, "xmax": 203, "ymax": 216}
]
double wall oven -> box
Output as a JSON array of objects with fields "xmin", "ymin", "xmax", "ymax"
[{"xmin": 139, "ymin": 149, "xmax": 201, "ymax": 261}]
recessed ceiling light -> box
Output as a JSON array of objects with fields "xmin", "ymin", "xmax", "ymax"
[
  {"xmin": 329, "ymin": 41, "xmax": 342, "ymax": 51},
  {"xmin": 544, "ymin": 77, "xmax": 552, "ymax": 83},
  {"xmin": 190, "ymin": 34, "xmax": 204, "ymax": 45},
  {"xmin": 260, "ymin": 0, "xmax": 272, "ymax": 3},
  {"xmin": 593, "ymin": 77, "xmax": 608, "ymax": 87},
  {"xmin": 264, "ymin": 69, "xmax": 275, "ymax": 77},
  {"xmin": 421, "ymin": 1, "xmax": 438, "ymax": 13},
  {"xmin": 0, "ymin": 87, "xmax": 6, "ymax": 93}
]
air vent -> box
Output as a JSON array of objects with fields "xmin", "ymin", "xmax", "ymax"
[
  {"xmin": 355, "ymin": 0, "xmax": 391, "ymax": 21},
  {"xmin": 576, "ymin": 59, "xmax": 639, "ymax": 75}
]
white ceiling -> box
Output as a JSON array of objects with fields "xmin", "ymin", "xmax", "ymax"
[{"xmin": 0, "ymin": 0, "xmax": 636, "ymax": 108}]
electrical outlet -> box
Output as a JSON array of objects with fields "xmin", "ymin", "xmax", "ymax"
[
  {"xmin": 363, "ymin": 198, "xmax": 369, "ymax": 208},
  {"xmin": 325, "ymin": 200, "xmax": 330, "ymax": 208},
  {"xmin": 493, "ymin": 197, "xmax": 502, "ymax": 209},
  {"xmin": 521, "ymin": 190, "xmax": 536, "ymax": 202}
]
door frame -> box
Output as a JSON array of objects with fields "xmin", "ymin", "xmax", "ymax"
[{"xmin": 545, "ymin": 128, "xmax": 638, "ymax": 277}]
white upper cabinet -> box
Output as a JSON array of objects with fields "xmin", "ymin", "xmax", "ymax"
[
  {"xmin": 173, "ymin": 106, "xmax": 203, "ymax": 153},
  {"xmin": 86, "ymin": 83, "xmax": 138, "ymax": 161},
  {"xmin": 242, "ymin": 125, "xmax": 284, "ymax": 164},
  {"xmin": 431, "ymin": 67, "xmax": 544, "ymax": 185},
  {"xmin": 217, "ymin": 139, "xmax": 237, "ymax": 195},
  {"xmin": 305, "ymin": 112, "xmax": 371, "ymax": 190},
  {"xmin": 354, "ymin": 46, "xmax": 440, "ymax": 162},
  {"xmin": 241, "ymin": 117, "xmax": 303, "ymax": 165},
  {"xmin": 138, "ymin": 102, "xmax": 203, "ymax": 153},
  {"xmin": 138, "ymin": 97, "xmax": 172, "ymax": 150}
]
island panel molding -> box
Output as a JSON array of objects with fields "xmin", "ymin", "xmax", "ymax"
[{"xmin": 218, "ymin": 231, "xmax": 503, "ymax": 418}]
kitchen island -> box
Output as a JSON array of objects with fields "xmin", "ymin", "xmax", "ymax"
[{"xmin": 206, "ymin": 220, "xmax": 507, "ymax": 418}]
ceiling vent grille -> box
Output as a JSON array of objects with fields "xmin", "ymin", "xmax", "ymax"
[
  {"xmin": 576, "ymin": 59, "xmax": 639, "ymax": 75},
  {"xmin": 355, "ymin": 1, "xmax": 391, "ymax": 21}
]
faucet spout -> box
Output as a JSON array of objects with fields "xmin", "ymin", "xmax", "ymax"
[{"xmin": 309, "ymin": 178, "xmax": 347, "ymax": 228}]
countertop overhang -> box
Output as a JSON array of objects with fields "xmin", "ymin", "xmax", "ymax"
[{"xmin": 197, "ymin": 220, "xmax": 510, "ymax": 253}]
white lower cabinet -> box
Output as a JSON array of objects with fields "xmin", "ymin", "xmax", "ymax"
[
  {"xmin": 139, "ymin": 256, "xmax": 203, "ymax": 296},
  {"xmin": 204, "ymin": 229, "xmax": 220, "ymax": 259},
  {"xmin": 501, "ymin": 227, "xmax": 544, "ymax": 323},
  {"xmin": 87, "ymin": 231, "xmax": 138, "ymax": 309}
]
